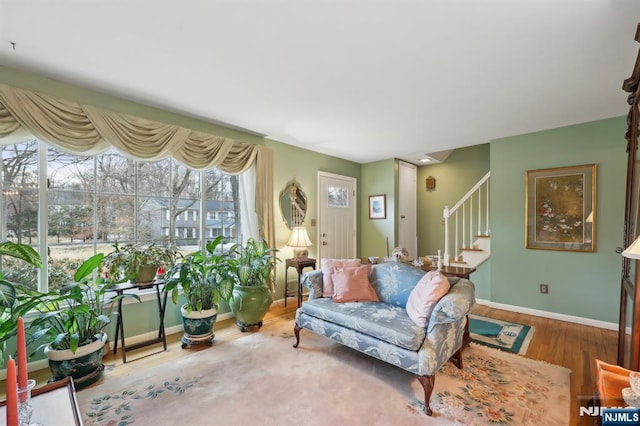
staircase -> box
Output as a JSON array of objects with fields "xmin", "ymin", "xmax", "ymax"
[{"xmin": 443, "ymin": 172, "xmax": 490, "ymax": 268}]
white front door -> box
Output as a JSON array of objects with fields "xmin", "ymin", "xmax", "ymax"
[{"xmin": 317, "ymin": 172, "xmax": 357, "ymax": 265}]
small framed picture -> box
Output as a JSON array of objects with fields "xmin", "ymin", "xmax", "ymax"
[{"xmin": 368, "ymin": 194, "xmax": 386, "ymax": 219}]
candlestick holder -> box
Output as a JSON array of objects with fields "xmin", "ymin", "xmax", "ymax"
[{"xmin": 17, "ymin": 379, "xmax": 36, "ymax": 426}]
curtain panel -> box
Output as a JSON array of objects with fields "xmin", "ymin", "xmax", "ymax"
[{"xmin": 0, "ymin": 83, "xmax": 274, "ymax": 247}]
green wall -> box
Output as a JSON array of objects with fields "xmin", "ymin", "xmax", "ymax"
[
  {"xmin": 360, "ymin": 159, "xmax": 396, "ymax": 258},
  {"xmin": 265, "ymin": 139, "xmax": 361, "ymax": 300},
  {"xmin": 490, "ymin": 116, "xmax": 627, "ymax": 323},
  {"xmin": 417, "ymin": 144, "xmax": 490, "ymax": 256}
]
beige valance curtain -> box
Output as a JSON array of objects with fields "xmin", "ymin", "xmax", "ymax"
[{"xmin": 0, "ymin": 83, "xmax": 274, "ymax": 247}]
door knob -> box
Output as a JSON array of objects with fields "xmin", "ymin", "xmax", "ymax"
[{"xmin": 322, "ymin": 241, "xmax": 328, "ymax": 246}]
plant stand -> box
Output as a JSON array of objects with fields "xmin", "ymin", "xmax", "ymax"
[
  {"xmin": 236, "ymin": 320, "xmax": 263, "ymax": 332},
  {"xmin": 181, "ymin": 331, "xmax": 215, "ymax": 349}
]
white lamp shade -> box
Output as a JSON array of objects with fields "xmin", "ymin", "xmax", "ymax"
[
  {"xmin": 623, "ymin": 235, "xmax": 640, "ymax": 259},
  {"xmin": 287, "ymin": 227, "xmax": 312, "ymax": 248}
]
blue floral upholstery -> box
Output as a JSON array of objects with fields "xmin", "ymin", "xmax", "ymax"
[
  {"xmin": 296, "ymin": 262, "xmax": 476, "ymax": 378},
  {"xmin": 300, "ymin": 298, "xmax": 426, "ymax": 350},
  {"xmin": 370, "ymin": 262, "xmax": 426, "ymax": 307}
]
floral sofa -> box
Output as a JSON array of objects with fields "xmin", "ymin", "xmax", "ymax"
[{"xmin": 293, "ymin": 262, "xmax": 476, "ymax": 415}]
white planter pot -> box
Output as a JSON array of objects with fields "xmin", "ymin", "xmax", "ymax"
[{"xmin": 44, "ymin": 333, "xmax": 107, "ymax": 389}]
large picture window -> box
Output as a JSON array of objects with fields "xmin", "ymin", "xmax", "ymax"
[{"xmin": 1, "ymin": 139, "xmax": 244, "ymax": 292}]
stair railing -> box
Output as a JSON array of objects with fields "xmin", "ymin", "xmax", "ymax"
[{"xmin": 443, "ymin": 172, "xmax": 490, "ymax": 265}]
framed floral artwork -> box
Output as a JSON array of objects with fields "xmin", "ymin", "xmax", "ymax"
[
  {"xmin": 525, "ymin": 164, "xmax": 596, "ymax": 252},
  {"xmin": 368, "ymin": 194, "xmax": 386, "ymax": 219}
]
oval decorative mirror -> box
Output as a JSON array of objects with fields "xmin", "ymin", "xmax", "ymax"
[{"xmin": 279, "ymin": 180, "xmax": 307, "ymax": 229}]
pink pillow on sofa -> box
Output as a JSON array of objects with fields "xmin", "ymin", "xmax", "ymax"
[
  {"xmin": 321, "ymin": 258, "xmax": 361, "ymax": 298},
  {"xmin": 332, "ymin": 264, "xmax": 379, "ymax": 303},
  {"xmin": 406, "ymin": 270, "xmax": 450, "ymax": 327}
]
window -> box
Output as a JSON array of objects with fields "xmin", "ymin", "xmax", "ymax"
[{"xmin": 1, "ymin": 140, "xmax": 243, "ymax": 292}]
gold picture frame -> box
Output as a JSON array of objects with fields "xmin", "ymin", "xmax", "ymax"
[
  {"xmin": 525, "ymin": 164, "xmax": 596, "ymax": 252},
  {"xmin": 368, "ymin": 194, "xmax": 386, "ymax": 219}
]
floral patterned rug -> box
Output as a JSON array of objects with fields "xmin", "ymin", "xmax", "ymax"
[{"xmin": 78, "ymin": 322, "xmax": 570, "ymax": 425}]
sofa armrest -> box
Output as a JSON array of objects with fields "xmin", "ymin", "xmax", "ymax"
[
  {"xmin": 427, "ymin": 278, "xmax": 475, "ymax": 333},
  {"xmin": 300, "ymin": 269, "xmax": 324, "ymax": 301}
]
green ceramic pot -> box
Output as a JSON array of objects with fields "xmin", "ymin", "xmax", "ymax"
[
  {"xmin": 180, "ymin": 305, "xmax": 217, "ymax": 339},
  {"xmin": 229, "ymin": 284, "xmax": 273, "ymax": 331},
  {"xmin": 44, "ymin": 333, "xmax": 107, "ymax": 389}
]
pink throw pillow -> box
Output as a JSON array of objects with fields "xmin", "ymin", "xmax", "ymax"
[
  {"xmin": 332, "ymin": 264, "xmax": 379, "ymax": 303},
  {"xmin": 321, "ymin": 258, "xmax": 361, "ymax": 298},
  {"xmin": 406, "ymin": 270, "xmax": 451, "ymax": 327}
]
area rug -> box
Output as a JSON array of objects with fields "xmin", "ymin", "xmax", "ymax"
[
  {"xmin": 78, "ymin": 322, "xmax": 569, "ymax": 425},
  {"xmin": 469, "ymin": 314, "xmax": 535, "ymax": 355}
]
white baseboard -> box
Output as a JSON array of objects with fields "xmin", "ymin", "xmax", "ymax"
[{"xmin": 475, "ymin": 298, "xmax": 618, "ymax": 331}]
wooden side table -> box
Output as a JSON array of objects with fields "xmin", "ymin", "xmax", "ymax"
[
  {"xmin": 0, "ymin": 377, "xmax": 83, "ymax": 425},
  {"xmin": 284, "ymin": 257, "xmax": 316, "ymax": 308}
]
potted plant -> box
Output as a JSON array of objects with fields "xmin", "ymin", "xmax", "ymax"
[
  {"xmin": 163, "ymin": 236, "xmax": 234, "ymax": 348},
  {"xmin": 0, "ymin": 241, "xmax": 43, "ymax": 364},
  {"xmin": 28, "ymin": 253, "xmax": 140, "ymax": 388},
  {"xmin": 102, "ymin": 241, "xmax": 180, "ymax": 284},
  {"xmin": 227, "ymin": 238, "xmax": 280, "ymax": 332}
]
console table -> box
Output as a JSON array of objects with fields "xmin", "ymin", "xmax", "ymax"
[
  {"xmin": 284, "ymin": 257, "xmax": 316, "ymax": 308},
  {"xmin": 0, "ymin": 377, "xmax": 82, "ymax": 425},
  {"xmin": 112, "ymin": 281, "xmax": 168, "ymax": 363}
]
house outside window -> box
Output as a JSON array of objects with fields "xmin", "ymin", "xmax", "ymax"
[{"xmin": 1, "ymin": 140, "xmax": 242, "ymax": 292}]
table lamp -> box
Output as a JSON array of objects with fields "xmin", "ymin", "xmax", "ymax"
[{"xmin": 287, "ymin": 226, "xmax": 312, "ymax": 259}]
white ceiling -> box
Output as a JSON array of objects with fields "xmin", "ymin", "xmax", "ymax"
[{"xmin": 1, "ymin": 1, "xmax": 639, "ymax": 165}]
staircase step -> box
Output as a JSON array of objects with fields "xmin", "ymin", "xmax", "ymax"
[{"xmin": 461, "ymin": 247, "xmax": 483, "ymax": 252}]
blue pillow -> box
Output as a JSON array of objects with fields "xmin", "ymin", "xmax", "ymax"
[{"xmin": 370, "ymin": 262, "xmax": 425, "ymax": 308}]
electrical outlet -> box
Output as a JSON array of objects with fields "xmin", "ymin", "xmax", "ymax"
[{"xmin": 540, "ymin": 283, "xmax": 549, "ymax": 294}]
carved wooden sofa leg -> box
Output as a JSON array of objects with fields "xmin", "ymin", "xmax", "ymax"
[
  {"xmin": 418, "ymin": 345, "xmax": 466, "ymax": 415},
  {"xmin": 450, "ymin": 345, "xmax": 465, "ymax": 370},
  {"xmin": 416, "ymin": 375, "xmax": 435, "ymax": 416},
  {"xmin": 293, "ymin": 324, "xmax": 302, "ymax": 348}
]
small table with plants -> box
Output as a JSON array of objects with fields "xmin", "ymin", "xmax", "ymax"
[{"xmin": 111, "ymin": 280, "xmax": 168, "ymax": 363}]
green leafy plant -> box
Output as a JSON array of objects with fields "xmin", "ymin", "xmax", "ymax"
[
  {"xmin": 102, "ymin": 241, "xmax": 180, "ymax": 283},
  {"xmin": 163, "ymin": 236, "xmax": 235, "ymax": 314},
  {"xmin": 28, "ymin": 253, "xmax": 140, "ymax": 354},
  {"xmin": 229, "ymin": 238, "xmax": 280, "ymax": 291},
  {"xmin": 0, "ymin": 241, "xmax": 43, "ymax": 363}
]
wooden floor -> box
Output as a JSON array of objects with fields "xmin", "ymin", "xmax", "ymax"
[{"xmin": 2, "ymin": 300, "xmax": 617, "ymax": 425}]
